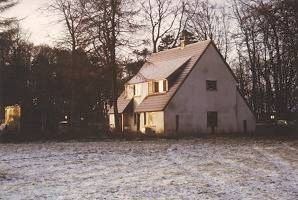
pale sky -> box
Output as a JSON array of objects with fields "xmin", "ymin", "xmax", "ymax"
[
  {"xmin": 3, "ymin": 0, "xmax": 63, "ymax": 46},
  {"xmin": 3, "ymin": 0, "xmax": 227, "ymax": 47}
]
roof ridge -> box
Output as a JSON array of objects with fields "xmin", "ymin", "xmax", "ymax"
[{"xmin": 150, "ymin": 39, "xmax": 211, "ymax": 57}]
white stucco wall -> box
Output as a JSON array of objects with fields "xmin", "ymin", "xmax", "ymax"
[
  {"xmin": 109, "ymin": 82, "xmax": 148, "ymax": 131},
  {"xmin": 164, "ymin": 44, "xmax": 255, "ymax": 134},
  {"xmin": 236, "ymin": 92, "xmax": 256, "ymax": 132},
  {"xmin": 110, "ymin": 81, "xmax": 165, "ymax": 133},
  {"xmin": 126, "ymin": 82, "xmax": 148, "ymax": 106}
]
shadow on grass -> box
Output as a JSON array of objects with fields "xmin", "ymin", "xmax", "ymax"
[
  {"xmin": 0, "ymin": 128, "xmax": 110, "ymax": 143},
  {"xmin": 108, "ymin": 129, "xmax": 298, "ymax": 141},
  {"xmin": 1, "ymin": 126, "xmax": 297, "ymax": 143}
]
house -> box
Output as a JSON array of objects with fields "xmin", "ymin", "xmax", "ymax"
[{"xmin": 108, "ymin": 40, "xmax": 256, "ymax": 135}]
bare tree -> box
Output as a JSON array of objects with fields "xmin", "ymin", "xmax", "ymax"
[
  {"xmin": 79, "ymin": 0, "xmax": 139, "ymax": 132},
  {"xmin": 233, "ymin": 0, "xmax": 261, "ymax": 114},
  {"xmin": 186, "ymin": 0, "xmax": 231, "ymax": 60},
  {"xmin": 141, "ymin": 0, "xmax": 185, "ymax": 53},
  {"xmin": 232, "ymin": 0, "xmax": 298, "ymax": 117},
  {"xmin": 48, "ymin": 0, "xmax": 86, "ymax": 124},
  {"xmin": 0, "ymin": 0, "xmax": 18, "ymax": 120},
  {"xmin": 0, "ymin": 0, "xmax": 17, "ymax": 26}
]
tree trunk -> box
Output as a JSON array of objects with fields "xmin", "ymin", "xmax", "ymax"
[
  {"xmin": 111, "ymin": 66, "xmax": 120, "ymax": 132},
  {"xmin": 70, "ymin": 47, "xmax": 76, "ymax": 125},
  {"xmin": 0, "ymin": 67, "xmax": 3, "ymax": 121},
  {"xmin": 111, "ymin": 0, "xmax": 120, "ymax": 132}
]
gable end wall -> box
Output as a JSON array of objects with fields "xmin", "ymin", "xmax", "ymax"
[{"xmin": 164, "ymin": 44, "xmax": 255, "ymax": 134}]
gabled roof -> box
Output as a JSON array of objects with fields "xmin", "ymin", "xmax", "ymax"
[
  {"xmin": 128, "ymin": 56, "xmax": 191, "ymax": 84},
  {"xmin": 109, "ymin": 39, "xmax": 255, "ymax": 117},
  {"xmin": 108, "ymin": 92, "xmax": 132, "ymax": 114},
  {"xmin": 135, "ymin": 40, "xmax": 212, "ymax": 112}
]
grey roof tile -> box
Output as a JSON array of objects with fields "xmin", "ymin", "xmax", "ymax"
[
  {"xmin": 108, "ymin": 92, "xmax": 132, "ymax": 114},
  {"xmin": 128, "ymin": 56, "xmax": 191, "ymax": 84}
]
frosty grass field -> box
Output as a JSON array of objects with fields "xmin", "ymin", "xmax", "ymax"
[{"xmin": 0, "ymin": 138, "xmax": 297, "ymax": 199}]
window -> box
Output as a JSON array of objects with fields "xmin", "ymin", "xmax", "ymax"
[
  {"xmin": 154, "ymin": 81, "xmax": 159, "ymax": 93},
  {"xmin": 207, "ymin": 112, "xmax": 218, "ymax": 127},
  {"xmin": 163, "ymin": 80, "xmax": 167, "ymax": 92},
  {"xmin": 206, "ymin": 80, "xmax": 217, "ymax": 91},
  {"xmin": 134, "ymin": 84, "xmax": 141, "ymax": 96},
  {"xmin": 149, "ymin": 80, "xmax": 168, "ymax": 94}
]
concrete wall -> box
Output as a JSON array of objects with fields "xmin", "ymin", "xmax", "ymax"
[{"xmin": 164, "ymin": 44, "xmax": 255, "ymax": 134}]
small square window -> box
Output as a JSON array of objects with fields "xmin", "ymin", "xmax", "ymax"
[
  {"xmin": 206, "ymin": 80, "xmax": 217, "ymax": 91},
  {"xmin": 207, "ymin": 112, "xmax": 218, "ymax": 127}
]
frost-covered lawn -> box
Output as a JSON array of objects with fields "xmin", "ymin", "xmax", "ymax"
[{"xmin": 0, "ymin": 138, "xmax": 297, "ymax": 199}]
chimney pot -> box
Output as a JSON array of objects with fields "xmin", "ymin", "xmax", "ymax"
[{"xmin": 181, "ymin": 39, "xmax": 185, "ymax": 49}]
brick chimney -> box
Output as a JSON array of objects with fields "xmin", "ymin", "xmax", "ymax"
[{"xmin": 180, "ymin": 37, "xmax": 185, "ymax": 49}]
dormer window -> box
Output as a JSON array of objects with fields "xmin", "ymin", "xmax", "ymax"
[
  {"xmin": 149, "ymin": 80, "xmax": 168, "ymax": 94},
  {"xmin": 154, "ymin": 82, "xmax": 159, "ymax": 93},
  {"xmin": 163, "ymin": 80, "xmax": 167, "ymax": 91}
]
